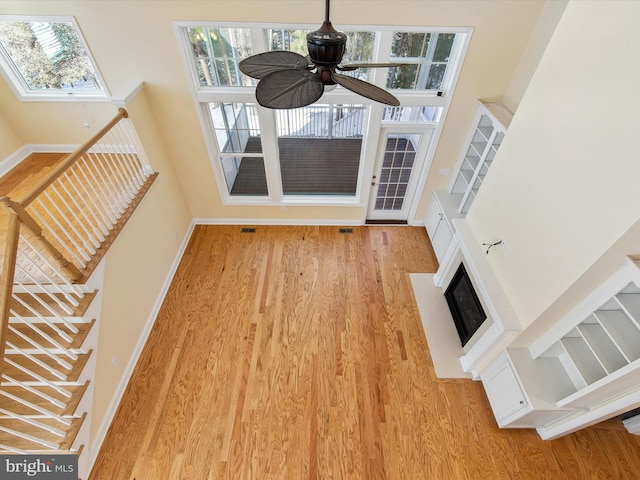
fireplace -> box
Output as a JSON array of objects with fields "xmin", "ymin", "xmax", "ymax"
[{"xmin": 444, "ymin": 263, "xmax": 487, "ymax": 346}]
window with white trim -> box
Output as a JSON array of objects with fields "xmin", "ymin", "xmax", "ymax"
[
  {"xmin": 208, "ymin": 102, "xmax": 267, "ymax": 196},
  {"xmin": 176, "ymin": 22, "xmax": 469, "ymax": 206},
  {"xmin": 387, "ymin": 32, "xmax": 458, "ymax": 90},
  {"xmin": 186, "ymin": 27, "xmax": 254, "ymax": 87},
  {"xmin": 0, "ymin": 16, "xmax": 106, "ymax": 100}
]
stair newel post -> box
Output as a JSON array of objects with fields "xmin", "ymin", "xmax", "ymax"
[
  {"xmin": 0, "ymin": 212, "xmax": 21, "ymax": 378},
  {"xmin": 0, "ymin": 197, "xmax": 83, "ymax": 282}
]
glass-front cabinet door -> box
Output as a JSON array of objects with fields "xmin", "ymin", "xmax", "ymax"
[{"xmin": 449, "ymin": 102, "xmax": 512, "ymax": 214}]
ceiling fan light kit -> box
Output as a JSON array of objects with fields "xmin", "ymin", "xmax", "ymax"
[{"xmin": 239, "ymin": 0, "xmax": 402, "ymax": 109}]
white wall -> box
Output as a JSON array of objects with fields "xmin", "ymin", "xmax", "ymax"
[
  {"xmin": 502, "ymin": 0, "xmax": 568, "ymax": 113},
  {"xmin": 467, "ymin": 0, "xmax": 640, "ymax": 327},
  {"xmin": 0, "ymin": 97, "xmax": 23, "ymax": 160}
]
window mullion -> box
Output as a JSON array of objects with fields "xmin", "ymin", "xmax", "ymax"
[
  {"xmin": 416, "ymin": 33, "xmax": 438, "ymax": 89},
  {"xmin": 440, "ymin": 33, "xmax": 464, "ymax": 94},
  {"xmin": 251, "ymin": 27, "xmax": 268, "ymax": 53},
  {"xmin": 257, "ymin": 107, "xmax": 282, "ymax": 202},
  {"xmin": 371, "ymin": 31, "xmax": 393, "ymax": 87}
]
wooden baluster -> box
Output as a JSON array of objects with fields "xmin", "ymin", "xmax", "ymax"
[{"xmin": 1, "ymin": 197, "xmax": 82, "ymax": 281}]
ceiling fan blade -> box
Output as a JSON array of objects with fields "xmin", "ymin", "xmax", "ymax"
[
  {"xmin": 256, "ymin": 69, "xmax": 324, "ymax": 109},
  {"xmin": 239, "ymin": 51, "xmax": 310, "ymax": 79},
  {"xmin": 331, "ymin": 73, "xmax": 400, "ymax": 106},
  {"xmin": 337, "ymin": 62, "xmax": 410, "ymax": 71}
]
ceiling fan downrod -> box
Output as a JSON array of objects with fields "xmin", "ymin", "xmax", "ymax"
[{"xmin": 306, "ymin": 0, "xmax": 347, "ymax": 76}]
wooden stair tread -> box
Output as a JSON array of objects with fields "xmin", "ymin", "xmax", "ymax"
[
  {"xmin": 0, "ymin": 382, "xmax": 90, "ymax": 417},
  {"xmin": 0, "ymin": 413, "xmax": 85, "ymax": 451},
  {"xmin": 2, "ymin": 350, "xmax": 93, "ymax": 382},
  {"xmin": 5, "ymin": 319, "xmax": 95, "ymax": 351},
  {"xmin": 10, "ymin": 290, "xmax": 98, "ymax": 318}
]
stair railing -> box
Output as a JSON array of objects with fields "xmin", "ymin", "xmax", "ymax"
[{"xmin": 0, "ymin": 107, "xmax": 155, "ymax": 453}]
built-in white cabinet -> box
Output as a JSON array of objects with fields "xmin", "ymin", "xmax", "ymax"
[
  {"xmin": 425, "ymin": 101, "xmax": 512, "ymax": 266},
  {"xmin": 449, "ymin": 102, "xmax": 512, "ymax": 214},
  {"xmin": 480, "ymin": 257, "xmax": 640, "ymax": 438},
  {"xmin": 482, "ymin": 353, "xmax": 528, "ymax": 423},
  {"xmin": 424, "ymin": 194, "xmax": 454, "ymax": 263},
  {"xmin": 481, "ymin": 349, "xmax": 575, "ymax": 429},
  {"xmin": 531, "ymin": 264, "xmax": 640, "ymax": 410}
]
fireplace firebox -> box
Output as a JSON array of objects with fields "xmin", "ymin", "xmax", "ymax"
[{"xmin": 444, "ymin": 263, "xmax": 487, "ymax": 346}]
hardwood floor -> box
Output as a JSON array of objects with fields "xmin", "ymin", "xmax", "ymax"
[
  {"xmin": 89, "ymin": 226, "xmax": 640, "ymax": 480},
  {"xmin": 0, "ymin": 152, "xmax": 69, "ymax": 199}
]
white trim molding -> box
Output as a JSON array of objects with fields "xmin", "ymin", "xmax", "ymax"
[
  {"xmin": 193, "ymin": 217, "xmax": 363, "ymax": 227},
  {"xmin": 1, "ymin": 144, "xmax": 77, "ymax": 178},
  {"xmin": 623, "ymin": 414, "xmax": 640, "ymax": 435}
]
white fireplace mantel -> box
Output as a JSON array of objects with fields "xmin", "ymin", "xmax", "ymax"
[{"xmin": 433, "ymin": 217, "xmax": 523, "ymax": 377}]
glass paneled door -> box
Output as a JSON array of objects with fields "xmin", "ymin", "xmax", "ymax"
[{"xmin": 367, "ymin": 126, "xmax": 433, "ymax": 221}]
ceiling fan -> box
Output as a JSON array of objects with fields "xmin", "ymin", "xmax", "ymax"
[{"xmin": 239, "ymin": 0, "xmax": 403, "ymax": 109}]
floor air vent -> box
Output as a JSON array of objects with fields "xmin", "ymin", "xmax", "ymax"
[
  {"xmin": 339, "ymin": 228, "xmax": 353, "ymax": 234},
  {"xmin": 241, "ymin": 227, "xmax": 256, "ymax": 233}
]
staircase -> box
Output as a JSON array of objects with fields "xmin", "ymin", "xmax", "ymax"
[
  {"xmin": 0, "ymin": 281, "xmax": 100, "ymax": 454},
  {"xmin": 0, "ymin": 108, "xmax": 156, "ymax": 477}
]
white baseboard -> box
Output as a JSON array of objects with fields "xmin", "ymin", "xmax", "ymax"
[
  {"xmin": 1, "ymin": 144, "xmax": 77, "ymax": 178},
  {"xmin": 86, "ymin": 220, "xmax": 196, "ymax": 475},
  {"xmin": 193, "ymin": 218, "xmax": 424, "ymax": 227},
  {"xmin": 193, "ymin": 217, "xmax": 363, "ymax": 226},
  {"xmin": 623, "ymin": 414, "xmax": 640, "ymax": 435},
  {"xmin": 0, "ymin": 147, "xmax": 29, "ymax": 177}
]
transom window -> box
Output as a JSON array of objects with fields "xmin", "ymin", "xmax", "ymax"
[
  {"xmin": 382, "ymin": 106, "xmax": 443, "ymax": 123},
  {"xmin": 269, "ymin": 29, "xmax": 312, "ymax": 55},
  {"xmin": 187, "ymin": 27, "xmax": 254, "ymax": 87},
  {"xmin": 0, "ymin": 16, "xmax": 106, "ymax": 100},
  {"xmin": 184, "ymin": 26, "xmax": 461, "ymax": 94},
  {"xmin": 387, "ymin": 32, "xmax": 457, "ymax": 90}
]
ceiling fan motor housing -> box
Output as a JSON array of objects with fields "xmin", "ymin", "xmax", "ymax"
[{"xmin": 306, "ymin": 22, "xmax": 347, "ymax": 68}]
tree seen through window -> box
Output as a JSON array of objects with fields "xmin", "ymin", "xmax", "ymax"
[{"xmin": 0, "ymin": 20, "xmax": 100, "ymax": 91}]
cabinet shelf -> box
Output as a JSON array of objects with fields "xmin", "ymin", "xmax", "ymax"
[
  {"xmin": 462, "ymin": 156, "xmax": 479, "ymax": 173},
  {"xmin": 448, "ymin": 102, "xmax": 512, "ymax": 214},
  {"xmin": 593, "ymin": 309, "xmax": 640, "ymax": 361},
  {"xmin": 529, "ymin": 261, "xmax": 640, "ymax": 411},
  {"xmin": 459, "ymin": 167, "xmax": 475, "ymax": 184},
  {"xmin": 561, "ymin": 335, "xmax": 607, "ymax": 386},
  {"xmin": 616, "ymin": 292, "xmax": 640, "ymax": 323},
  {"xmin": 470, "ymin": 141, "xmax": 488, "ymax": 155},
  {"xmin": 578, "ymin": 320, "xmax": 628, "ymax": 373}
]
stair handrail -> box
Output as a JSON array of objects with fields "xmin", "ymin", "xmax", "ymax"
[
  {"xmin": 0, "ymin": 106, "xmax": 131, "ymax": 386},
  {"xmin": 16, "ymin": 107, "xmax": 129, "ymax": 208},
  {"xmin": 0, "ymin": 214, "xmax": 21, "ymax": 384}
]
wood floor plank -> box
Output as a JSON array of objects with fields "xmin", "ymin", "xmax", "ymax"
[{"xmin": 89, "ymin": 225, "xmax": 640, "ymax": 480}]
